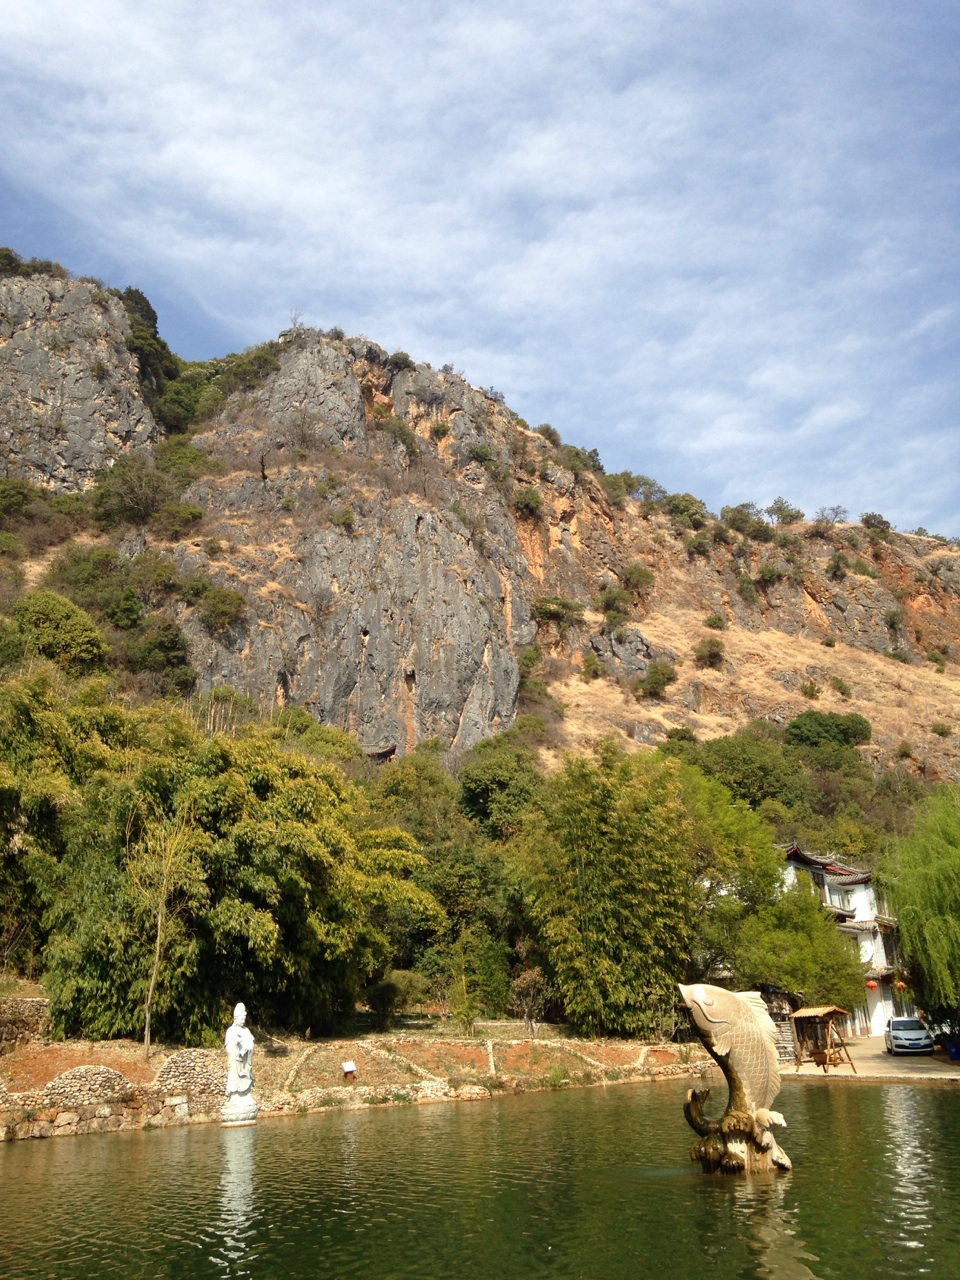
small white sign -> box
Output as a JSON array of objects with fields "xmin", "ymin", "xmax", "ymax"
[{"xmin": 341, "ymin": 1060, "xmax": 357, "ymax": 1074}]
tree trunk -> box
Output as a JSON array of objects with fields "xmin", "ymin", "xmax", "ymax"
[{"xmin": 144, "ymin": 896, "xmax": 165, "ymax": 1061}]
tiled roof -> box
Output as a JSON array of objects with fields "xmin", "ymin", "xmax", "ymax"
[{"xmin": 782, "ymin": 842, "xmax": 872, "ymax": 884}]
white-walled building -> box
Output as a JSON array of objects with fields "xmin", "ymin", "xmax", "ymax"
[{"xmin": 782, "ymin": 843, "xmax": 909, "ymax": 1036}]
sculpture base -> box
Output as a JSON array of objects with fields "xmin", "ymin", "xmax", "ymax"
[
  {"xmin": 221, "ymin": 1094, "xmax": 258, "ymax": 1127},
  {"xmin": 684, "ymin": 1087, "xmax": 791, "ymax": 1175}
]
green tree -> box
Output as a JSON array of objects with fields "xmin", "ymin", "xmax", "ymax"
[
  {"xmin": 732, "ymin": 877, "xmax": 866, "ymax": 1011},
  {"xmin": 0, "ymin": 674, "xmax": 441, "ymax": 1040},
  {"xmin": 125, "ymin": 806, "xmax": 207, "ymax": 1058},
  {"xmin": 459, "ymin": 729, "xmax": 542, "ymax": 840},
  {"xmin": 676, "ymin": 765, "xmax": 782, "ymax": 980},
  {"xmin": 785, "ymin": 711, "xmax": 872, "ymax": 748},
  {"xmin": 93, "ymin": 455, "xmax": 172, "ymax": 528},
  {"xmin": 882, "ymin": 787, "xmax": 960, "ymax": 1027},
  {"xmin": 765, "ymin": 497, "xmax": 804, "ymax": 525},
  {"xmin": 697, "ymin": 734, "xmax": 811, "ymax": 809},
  {"xmin": 665, "ymin": 492, "xmax": 708, "ymax": 529},
  {"xmin": 636, "ymin": 661, "xmax": 677, "ymax": 699},
  {"xmin": 198, "ymin": 587, "xmax": 247, "ymax": 635},
  {"xmin": 13, "ymin": 591, "xmax": 106, "ymax": 674},
  {"xmin": 511, "ymin": 745, "xmax": 696, "ymax": 1037}
]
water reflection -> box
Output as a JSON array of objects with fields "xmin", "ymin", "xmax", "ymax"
[
  {"xmin": 730, "ymin": 1176, "xmax": 821, "ymax": 1280},
  {"xmin": 881, "ymin": 1088, "xmax": 934, "ymax": 1259},
  {"xmin": 2, "ymin": 1082, "xmax": 959, "ymax": 1279},
  {"xmin": 209, "ymin": 1126, "xmax": 258, "ymax": 1275}
]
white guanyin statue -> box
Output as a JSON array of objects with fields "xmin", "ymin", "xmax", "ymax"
[{"xmin": 222, "ymin": 1002, "xmax": 258, "ymax": 1126}]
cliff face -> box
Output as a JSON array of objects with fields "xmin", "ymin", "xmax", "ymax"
[
  {"xmin": 2, "ymin": 273, "xmax": 958, "ymax": 767},
  {"xmin": 0, "ymin": 276, "xmax": 158, "ymax": 488},
  {"xmin": 173, "ymin": 330, "xmax": 627, "ymax": 751}
]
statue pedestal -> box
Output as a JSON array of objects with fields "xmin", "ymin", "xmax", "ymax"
[{"xmin": 221, "ymin": 1094, "xmax": 258, "ymax": 1128}]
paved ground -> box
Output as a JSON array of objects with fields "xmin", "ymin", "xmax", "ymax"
[{"xmin": 783, "ymin": 1034, "xmax": 960, "ymax": 1083}]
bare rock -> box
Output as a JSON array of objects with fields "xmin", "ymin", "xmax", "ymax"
[{"xmin": 0, "ymin": 276, "xmax": 158, "ymax": 490}]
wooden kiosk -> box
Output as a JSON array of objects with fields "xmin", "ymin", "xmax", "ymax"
[{"xmin": 790, "ymin": 1006, "xmax": 857, "ymax": 1073}]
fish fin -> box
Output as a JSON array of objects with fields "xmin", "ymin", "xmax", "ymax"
[
  {"xmin": 736, "ymin": 991, "xmax": 775, "ymax": 1031},
  {"xmin": 735, "ymin": 991, "xmax": 782, "ymax": 1111},
  {"xmin": 755, "ymin": 1108, "xmax": 786, "ymax": 1129},
  {"xmin": 710, "ymin": 1028, "xmax": 734, "ymax": 1057}
]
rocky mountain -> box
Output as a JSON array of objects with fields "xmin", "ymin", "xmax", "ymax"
[
  {"xmin": 0, "ymin": 272, "xmax": 158, "ymax": 487},
  {"xmin": 2, "ymin": 262, "xmax": 958, "ymax": 771}
]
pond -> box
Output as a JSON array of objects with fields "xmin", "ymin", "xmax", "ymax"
[{"xmin": 2, "ymin": 1078, "xmax": 959, "ymax": 1279}]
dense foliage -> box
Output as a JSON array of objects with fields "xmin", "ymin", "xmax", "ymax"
[
  {"xmin": 8, "ymin": 574, "xmax": 945, "ymax": 1049},
  {"xmin": 511, "ymin": 747, "xmax": 696, "ymax": 1036},
  {"xmin": 0, "ymin": 658, "xmax": 894, "ymax": 1043},
  {"xmin": 0, "ymin": 670, "xmax": 439, "ymax": 1041},
  {"xmin": 882, "ymin": 787, "xmax": 960, "ymax": 1032}
]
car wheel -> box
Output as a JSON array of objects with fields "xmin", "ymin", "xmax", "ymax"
[{"xmin": 886, "ymin": 1046, "xmax": 893, "ymax": 1054}]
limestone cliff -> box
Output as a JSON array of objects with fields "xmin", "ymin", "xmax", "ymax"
[
  {"xmin": 0, "ymin": 275, "xmax": 158, "ymax": 487},
  {"xmin": 1, "ymin": 269, "xmax": 958, "ymax": 768}
]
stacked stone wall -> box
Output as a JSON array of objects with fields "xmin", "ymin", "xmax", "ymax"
[
  {"xmin": 0, "ymin": 1035, "xmax": 711, "ymax": 1142},
  {"xmin": 0, "ymin": 998, "xmax": 49, "ymax": 1053}
]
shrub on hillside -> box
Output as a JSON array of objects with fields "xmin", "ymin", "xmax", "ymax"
[
  {"xmin": 92, "ymin": 455, "xmax": 171, "ymax": 527},
  {"xmin": 686, "ymin": 532, "xmax": 710, "ymax": 558},
  {"xmin": 861, "ymin": 512, "xmax": 891, "ymax": 532},
  {"xmin": 600, "ymin": 471, "xmax": 643, "ymax": 507},
  {"xmin": 118, "ymin": 622, "xmax": 196, "ymax": 694},
  {"xmin": 197, "ymin": 587, "xmax": 247, "ymax": 635},
  {"xmin": 468, "ymin": 443, "xmax": 496, "ymax": 467},
  {"xmin": 595, "ymin": 586, "xmax": 632, "ymax": 625},
  {"xmin": 765, "ymin": 497, "xmax": 804, "ymax": 525},
  {"xmin": 0, "ymin": 246, "xmax": 69, "ymax": 278},
  {"xmin": 721, "ymin": 502, "xmax": 774, "ymax": 542},
  {"xmin": 152, "ymin": 502, "xmax": 204, "ymax": 540},
  {"xmin": 532, "ymin": 597, "xmax": 584, "ymax": 627},
  {"xmin": 826, "ymin": 552, "xmax": 848, "ymax": 581},
  {"xmin": 636, "ymin": 661, "xmax": 678, "ymax": 699},
  {"xmin": 217, "ymin": 342, "xmax": 281, "ymax": 397},
  {"xmin": 13, "ymin": 591, "xmax": 106, "ymax": 674},
  {"xmin": 513, "ymin": 486, "xmax": 544, "ymax": 518},
  {"xmin": 785, "ymin": 711, "xmax": 872, "ymax": 748},
  {"xmin": 621, "ymin": 563, "xmax": 654, "ymax": 594},
  {"xmin": 665, "ymin": 492, "xmax": 708, "ymax": 529},
  {"xmin": 693, "ymin": 637, "xmax": 725, "ymax": 669},
  {"xmin": 535, "ymin": 424, "xmax": 562, "ymax": 448},
  {"xmin": 755, "ymin": 563, "xmax": 785, "ymax": 588}
]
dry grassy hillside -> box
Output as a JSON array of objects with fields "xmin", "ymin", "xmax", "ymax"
[{"xmin": 513, "ymin": 499, "xmax": 960, "ymax": 777}]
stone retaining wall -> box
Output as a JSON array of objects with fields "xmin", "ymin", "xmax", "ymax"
[
  {"xmin": 0, "ymin": 1037, "xmax": 711, "ymax": 1143},
  {"xmin": 0, "ymin": 998, "xmax": 49, "ymax": 1052}
]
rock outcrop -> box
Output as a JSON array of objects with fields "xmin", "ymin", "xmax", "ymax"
[
  {"xmin": 169, "ymin": 329, "xmax": 649, "ymax": 750},
  {"xmin": 0, "ymin": 275, "xmax": 158, "ymax": 489}
]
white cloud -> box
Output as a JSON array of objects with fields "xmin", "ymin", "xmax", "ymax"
[{"xmin": 1, "ymin": 0, "xmax": 957, "ymax": 531}]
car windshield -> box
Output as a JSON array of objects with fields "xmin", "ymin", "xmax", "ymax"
[{"xmin": 892, "ymin": 1019, "xmax": 926, "ymax": 1031}]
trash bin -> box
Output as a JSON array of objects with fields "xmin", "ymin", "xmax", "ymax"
[{"xmin": 947, "ymin": 1040, "xmax": 960, "ymax": 1062}]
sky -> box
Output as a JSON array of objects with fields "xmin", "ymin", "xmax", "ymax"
[{"xmin": 2, "ymin": 0, "xmax": 958, "ymax": 533}]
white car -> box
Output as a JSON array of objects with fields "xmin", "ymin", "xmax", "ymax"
[{"xmin": 884, "ymin": 1016, "xmax": 935, "ymax": 1054}]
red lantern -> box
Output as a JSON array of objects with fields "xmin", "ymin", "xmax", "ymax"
[{"xmin": 866, "ymin": 980, "xmax": 878, "ymax": 990}]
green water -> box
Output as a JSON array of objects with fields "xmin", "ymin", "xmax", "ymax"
[{"xmin": 1, "ymin": 1079, "xmax": 958, "ymax": 1279}]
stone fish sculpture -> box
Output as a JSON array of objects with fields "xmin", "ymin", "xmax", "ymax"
[{"xmin": 678, "ymin": 983, "xmax": 791, "ymax": 1174}]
